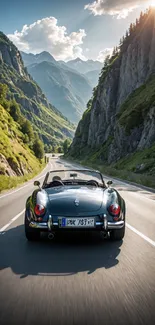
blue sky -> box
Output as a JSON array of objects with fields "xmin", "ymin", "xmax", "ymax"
[{"xmin": 0, "ymin": 0, "xmax": 151, "ymax": 61}]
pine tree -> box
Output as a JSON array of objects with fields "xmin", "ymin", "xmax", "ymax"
[
  {"xmin": 129, "ymin": 23, "xmax": 133, "ymax": 35},
  {"xmin": 125, "ymin": 30, "xmax": 129, "ymax": 39},
  {"xmin": 119, "ymin": 37, "xmax": 123, "ymax": 46},
  {"xmin": 139, "ymin": 11, "xmax": 143, "ymax": 23},
  {"xmin": 112, "ymin": 47, "xmax": 116, "ymax": 56},
  {"xmin": 104, "ymin": 55, "xmax": 110, "ymax": 68}
]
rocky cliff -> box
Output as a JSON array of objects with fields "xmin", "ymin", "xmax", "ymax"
[
  {"xmin": 69, "ymin": 9, "xmax": 155, "ymax": 168},
  {"xmin": 0, "ymin": 32, "xmax": 74, "ymax": 149}
]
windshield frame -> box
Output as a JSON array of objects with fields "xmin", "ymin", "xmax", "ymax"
[{"xmin": 42, "ymin": 169, "xmax": 106, "ymax": 188}]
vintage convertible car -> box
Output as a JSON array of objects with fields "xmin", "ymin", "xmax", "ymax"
[{"xmin": 25, "ymin": 169, "xmax": 126, "ymax": 241}]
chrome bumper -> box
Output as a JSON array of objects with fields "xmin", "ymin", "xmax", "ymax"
[{"xmin": 29, "ymin": 217, "xmax": 124, "ymax": 230}]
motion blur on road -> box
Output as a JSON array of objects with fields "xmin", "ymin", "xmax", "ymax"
[{"xmin": 0, "ymin": 156, "xmax": 155, "ymax": 325}]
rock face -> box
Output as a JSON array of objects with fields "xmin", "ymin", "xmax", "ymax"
[
  {"xmin": 70, "ymin": 10, "xmax": 155, "ymax": 163},
  {"xmin": 0, "ymin": 33, "xmax": 25, "ymax": 77},
  {"xmin": 0, "ymin": 154, "xmax": 17, "ymax": 176}
]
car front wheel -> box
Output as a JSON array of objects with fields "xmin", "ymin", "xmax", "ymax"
[{"xmin": 25, "ymin": 213, "xmax": 40, "ymax": 241}]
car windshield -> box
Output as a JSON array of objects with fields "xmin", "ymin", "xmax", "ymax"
[{"xmin": 44, "ymin": 169, "xmax": 105, "ymax": 187}]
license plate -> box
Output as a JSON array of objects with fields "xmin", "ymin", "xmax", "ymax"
[{"xmin": 59, "ymin": 218, "xmax": 95, "ymax": 228}]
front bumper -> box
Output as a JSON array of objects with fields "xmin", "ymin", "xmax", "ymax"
[{"xmin": 29, "ymin": 215, "xmax": 125, "ymax": 231}]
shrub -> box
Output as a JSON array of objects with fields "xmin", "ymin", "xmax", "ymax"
[{"xmin": 33, "ymin": 138, "xmax": 44, "ymax": 159}]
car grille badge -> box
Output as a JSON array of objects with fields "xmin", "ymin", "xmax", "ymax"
[{"xmin": 74, "ymin": 198, "xmax": 79, "ymax": 206}]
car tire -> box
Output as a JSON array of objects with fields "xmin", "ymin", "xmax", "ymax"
[
  {"xmin": 25, "ymin": 214, "xmax": 40, "ymax": 241},
  {"xmin": 110, "ymin": 223, "xmax": 125, "ymax": 241}
]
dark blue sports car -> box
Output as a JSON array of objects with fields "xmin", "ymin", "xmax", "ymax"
[{"xmin": 25, "ymin": 169, "xmax": 126, "ymax": 241}]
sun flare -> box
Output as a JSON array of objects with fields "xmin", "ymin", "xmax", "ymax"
[{"xmin": 149, "ymin": 1, "xmax": 155, "ymax": 7}]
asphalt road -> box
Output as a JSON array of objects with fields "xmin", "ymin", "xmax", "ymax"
[{"xmin": 0, "ymin": 157, "xmax": 155, "ymax": 325}]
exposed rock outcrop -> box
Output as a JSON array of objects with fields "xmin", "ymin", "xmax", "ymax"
[{"xmin": 70, "ymin": 9, "xmax": 155, "ymax": 163}]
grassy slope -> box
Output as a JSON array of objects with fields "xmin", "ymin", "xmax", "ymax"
[
  {"xmin": 0, "ymin": 63, "xmax": 74, "ymax": 146},
  {"xmin": 118, "ymin": 74, "xmax": 155, "ymax": 134},
  {"xmin": 66, "ymin": 146, "xmax": 155, "ymax": 189},
  {"xmin": 0, "ymin": 104, "xmax": 45, "ymax": 192}
]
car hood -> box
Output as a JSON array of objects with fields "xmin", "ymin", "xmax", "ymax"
[{"xmin": 45, "ymin": 186, "xmax": 105, "ymax": 215}]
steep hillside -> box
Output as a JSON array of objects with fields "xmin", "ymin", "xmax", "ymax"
[
  {"xmin": 0, "ymin": 32, "xmax": 74, "ymax": 150},
  {"xmin": 21, "ymin": 53, "xmax": 93, "ymax": 123},
  {"xmin": 0, "ymin": 104, "xmax": 43, "ymax": 177},
  {"xmin": 69, "ymin": 8, "xmax": 155, "ymax": 182},
  {"xmin": 0, "ymin": 83, "xmax": 47, "ymax": 191}
]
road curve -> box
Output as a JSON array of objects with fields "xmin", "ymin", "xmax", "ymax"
[{"xmin": 0, "ymin": 157, "xmax": 155, "ymax": 325}]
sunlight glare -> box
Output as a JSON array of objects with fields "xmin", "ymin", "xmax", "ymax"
[{"xmin": 149, "ymin": 1, "xmax": 155, "ymax": 7}]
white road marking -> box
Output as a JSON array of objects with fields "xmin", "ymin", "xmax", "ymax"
[
  {"xmin": 0, "ymin": 209, "xmax": 25, "ymax": 233},
  {"xmin": 126, "ymin": 223, "xmax": 155, "ymax": 247}
]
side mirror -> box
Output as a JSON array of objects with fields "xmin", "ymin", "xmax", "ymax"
[
  {"xmin": 107, "ymin": 180, "xmax": 113, "ymax": 187},
  {"xmin": 34, "ymin": 180, "xmax": 40, "ymax": 187}
]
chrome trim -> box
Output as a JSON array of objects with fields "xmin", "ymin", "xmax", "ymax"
[
  {"xmin": 103, "ymin": 214, "xmax": 108, "ymax": 230},
  {"xmin": 29, "ymin": 219, "xmax": 125, "ymax": 230},
  {"xmin": 48, "ymin": 215, "xmax": 52, "ymax": 230},
  {"xmin": 53, "ymin": 222, "xmax": 59, "ymax": 226},
  {"xmin": 29, "ymin": 222, "xmax": 48, "ymax": 229},
  {"xmin": 108, "ymin": 221, "xmax": 124, "ymax": 229},
  {"xmin": 96, "ymin": 221, "xmax": 103, "ymax": 226}
]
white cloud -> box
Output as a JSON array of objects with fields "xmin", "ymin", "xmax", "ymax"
[
  {"xmin": 7, "ymin": 17, "xmax": 87, "ymax": 61},
  {"xmin": 97, "ymin": 48, "xmax": 113, "ymax": 62},
  {"xmin": 84, "ymin": 0, "xmax": 147, "ymax": 19}
]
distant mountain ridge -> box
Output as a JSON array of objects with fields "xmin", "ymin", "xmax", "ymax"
[
  {"xmin": 64, "ymin": 57, "xmax": 103, "ymax": 74},
  {"xmin": 21, "ymin": 51, "xmax": 102, "ymax": 122},
  {"xmin": 21, "ymin": 51, "xmax": 56, "ymax": 66}
]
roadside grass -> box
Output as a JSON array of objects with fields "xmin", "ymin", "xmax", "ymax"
[
  {"xmin": 0, "ymin": 162, "xmax": 46, "ymax": 193},
  {"xmin": 65, "ymin": 147, "xmax": 155, "ymax": 190}
]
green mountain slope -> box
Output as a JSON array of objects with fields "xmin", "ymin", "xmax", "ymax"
[
  {"xmin": 0, "ymin": 32, "xmax": 74, "ymax": 150},
  {"xmin": 0, "ymin": 90, "xmax": 47, "ymax": 192}
]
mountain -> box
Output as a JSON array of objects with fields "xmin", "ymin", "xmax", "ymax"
[
  {"xmin": 21, "ymin": 52, "xmax": 103, "ymax": 123},
  {"xmin": 0, "ymin": 32, "xmax": 74, "ymax": 152},
  {"xmin": 69, "ymin": 8, "xmax": 155, "ymax": 181},
  {"xmin": 64, "ymin": 58, "xmax": 103, "ymax": 74},
  {"xmin": 20, "ymin": 51, "xmax": 56, "ymax": 66},
  {"xmin": 23, "ymin": 58, "xmax": 93, "ymax": 123}
]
